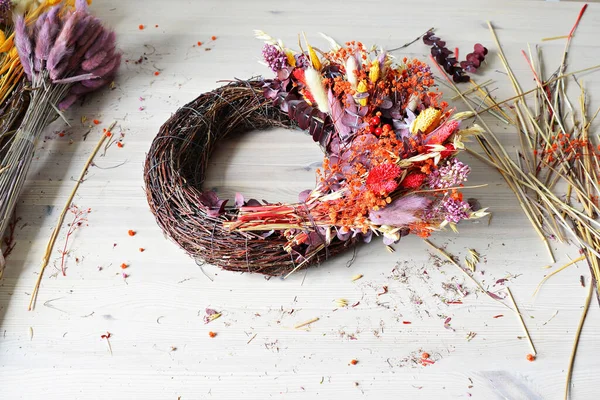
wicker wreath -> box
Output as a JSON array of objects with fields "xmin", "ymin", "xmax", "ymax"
[
  {"xmin": 144, "ymin": 80, "xmax": 353, "ymax": 276},
  {"xmin": 144, "ymin": 34, "xmax": 486, "ymax": 276}
]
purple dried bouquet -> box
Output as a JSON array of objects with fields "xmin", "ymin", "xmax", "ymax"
[{"xmin": 0, "ymin": 0, "xmax": 119, "ymax": 273}]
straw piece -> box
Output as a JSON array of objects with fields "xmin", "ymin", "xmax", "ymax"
[
  {"xmin": 28, "ymin": 122, "xmax": 116, "ymax": 311},
  {"xmin": 505, "ymin": 287, "xmax": 536, "ymax": 356},
  {"xmin": 541, "ymin": 35, "xmax": 569, "ymax": 42},
  {"xmin": 533, "ymin": 256, "xmax": 586, "ymax": 297},
  {"xmin": 294, "ymin": 317, "xmax": 319, "ymax": 329},
  {"xmin": 564, "ymin": 275, "xmax": 593, "ymax": 400}
]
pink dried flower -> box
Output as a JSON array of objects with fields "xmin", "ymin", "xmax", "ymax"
[
  {"xmin": 262, "ymin": 43, "xmax": 288, "ymax": 72},
  {"xmin": 442, "ymin": 197, "xmax": 471, "ymax": 223},
  {"xmin": 427, "ymin": 159, "xmax": 470, "ymax": 189}
]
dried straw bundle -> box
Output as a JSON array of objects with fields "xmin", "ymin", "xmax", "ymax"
[
  {"xmin": 0, "ymin": 0, "xmax": 119, "ymax": 274},
  {"xmin": 143, "ymin": 80, "xmax": 354, "ymax": 276}
]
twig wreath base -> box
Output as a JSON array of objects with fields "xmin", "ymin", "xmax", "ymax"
[{"xmin": 144, "ymin": 79, "xmax": 354, "ymax": 276}]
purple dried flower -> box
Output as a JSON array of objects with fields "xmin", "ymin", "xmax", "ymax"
[
  {"xmin": 428, "ymin": 158, "xmax": 470, "ymax": 189},
  {"xmin": 295, "ymin": 53, "xmax": 309, "ymax": 69},
  {"xmin": 85, "ymin": 30, "xmax": 114, "ymax": 59},
  {"xmin": 262, "ymin": 43, "xmax": 288, "ymax": 72},
  {"xmin": 15, "ymin": 1, "xmax": 121, "ymax": 110},
  {"xmin": 14, "ymin": 15, "xmax": 33, "ymax": 77},
  {"xmin": 0, "ymin": 0, "xmax": 10, "ymax": 17},
  {"xmin": 442, "ymin": 197, "xmax": 471, "ymax": 223}
]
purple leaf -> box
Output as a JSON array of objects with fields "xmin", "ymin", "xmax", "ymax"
[
  {"xmin": 234, "ymin": 192, "xmax": 245, "ymax": 208},
  {"xmin": 369, "ymin": 195, "xmax": 430, "ymax": 227},
  {"xmin": 444, "ymin": 317, "xmax": 455, "ymax": 331},
  {"xmin": 474, "ymin": 43, "xmax": 488, "ymax": 56},
  {"xmin": 487, "ymin": 291, "xmax": 506, "ymax": 300},
  {"xmin": 327, "ymin": 89, "xmax": 351, "ymax": 140},
  {"xmin": 198, "ymin": 191, "xmax": 228, "ymax": 217},
  {"xmin": 298, "ymin": 189, "xmax": 312, "ymax": 203}
]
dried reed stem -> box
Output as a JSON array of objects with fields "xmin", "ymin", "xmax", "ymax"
[
  {"xmin": 294, "ymin": 317, "xmax": 319, "ymax": 329},
  {"xmin": 505, "ymin": 287, "xmax": 536, "ymax": 356},
  {"xmin": 533, "ymin": 255, "xmax": 585, "ymax": 297},
  {"xmin": 564, "ymin": 275, "xmax": 593, "ymax": 400},
  {"xmin": 28, "ymin": 122, "xmax": 116, "ymax": 311}
]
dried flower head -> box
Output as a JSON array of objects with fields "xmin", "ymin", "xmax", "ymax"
[
  {"xmin": 262, "ymin": 43, "xmax": 288, "ymax": 72},
  {"xmin": 442, "ymin": 197, "xmax": 471, "ymax": 223},
  {"xmin": 366, "ymin": 164, "xmax": 401, "ymax": 194},
  {"xmin": 428, "ymin": 158, "xmax": 470, "ymax": 189}
]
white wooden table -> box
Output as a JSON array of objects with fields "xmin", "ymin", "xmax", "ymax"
[{"xmin": 1, "ymin": 1, "xmax": 599, "ymax": 399}]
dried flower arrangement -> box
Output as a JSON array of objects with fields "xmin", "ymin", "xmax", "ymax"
[
  {"xmin": 144, "ymin": 32, "xmax": 488, "ymax": 276},
  {"xmin": 0, "ymin": 0, "xmax": 119, "ymax": 274}
]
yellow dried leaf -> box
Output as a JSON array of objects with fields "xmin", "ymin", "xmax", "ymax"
[
  {"xmin": 303, "ymin": 32, "xmax": 321, "ymax": 70},
  {"xmin": 285, "ymin": 50, "xmax": 296, "ymax": 67}
]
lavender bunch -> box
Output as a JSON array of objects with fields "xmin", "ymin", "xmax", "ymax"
[{"xmin": 0, "ymin": 0, "xmax": 119, "ymax": 274}]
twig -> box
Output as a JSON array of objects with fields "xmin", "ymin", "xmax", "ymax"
[
  {"xmin": 247, "ymin": 333, "xmax": 257, "ymax": 344},
  {"xmin": 564, "ymin": 276, "xmax": 593, "ymax": 400},
  {"xmin": 28, "ymin": 122, "xmax": 116, "ymax": 311},
  {"xmin": 388, "ymin": 27, "xmax": 434, "ymax": 52},
  {"xmin": 294, "ymin": 317, "xmax": 319, "ymax": 329},
  {"xmin": 505, "ymin": 287, "xmax": 536, "ymax": 356},
  {"xmin": 533, "ymin": 255, "xmax": 585, "ymax": 297}
]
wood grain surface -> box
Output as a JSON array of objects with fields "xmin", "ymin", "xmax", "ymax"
[{"xmin": 1, "ymin": 1, "xmax": 599, "ymax": 399}]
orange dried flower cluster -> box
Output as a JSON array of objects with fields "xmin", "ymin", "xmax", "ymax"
[
  {"xmin": 227, "ymin": 33, "xmax": 483, "ymax": 259},
  {"xmin": 537, "ymin": 132, "xmax": 590, "ymax": 164}
]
